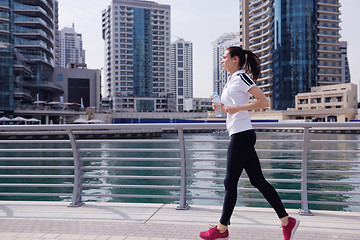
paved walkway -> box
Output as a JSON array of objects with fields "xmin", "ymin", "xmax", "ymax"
[{"xmin": 0, "ymin": 201, "xmax": 359, "ymax": 240}]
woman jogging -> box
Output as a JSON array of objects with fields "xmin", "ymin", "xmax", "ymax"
[{"xmin": 199, "ymin": 46, "xmax": 300, "ymax": 240}]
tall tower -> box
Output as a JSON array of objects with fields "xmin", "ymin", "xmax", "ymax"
[
  {"xmin": 58, "ymin": 24, "xmax": 86, "ymax": 68},
  {"xmin": 102, "ymin": 0, "xmax": 171, "ymax": 112},
  {"xmin": 0, "ymin": 0, "xmax": 59, "ymax": 115},
  {"xmin": 340, "ymin": 41, "xmax": 350, "ymax": 83},
  {"xmin": 240, "ymin": 0, "xmax": 343, "ymax": 110},
  {"xmin": 171, "ymin": 38, "xmax": 193, "ymax": 111}
]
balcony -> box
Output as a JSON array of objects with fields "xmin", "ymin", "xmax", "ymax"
[{"xmin": 28, "ymin": 81, "xmax": 63, "ymax": 93}]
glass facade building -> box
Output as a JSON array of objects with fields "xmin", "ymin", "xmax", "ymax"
[
  {"xmin": 240, "ymin": 0, "xmax": 343, "ymax": 110},
  {"xmin": 272, "ymin": 0, "xmax": 318, "ymax": 110},
  {"xmin": 0, "ymin": 0, "xmax": 14, "ymax": 115},
  {"xmin": 0, "ymin": 0, "xmax": 59, "ymax": 115},
  {"xmin": 102, "ymin": 0, "xmax": 171, "ymax": 112}
]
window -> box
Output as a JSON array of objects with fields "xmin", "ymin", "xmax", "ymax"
[
  {"xmin": 178, "ymin": 71, "xmax": 183, "ymax": 78},
  {"xmin": 57, "ymin": 74, "xmax": 63, "ymax": 81}
]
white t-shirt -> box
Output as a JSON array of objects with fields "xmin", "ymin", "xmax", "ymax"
[{"xmin": 221, "ymin": 69, "xmax": 256, "ymax": 136}]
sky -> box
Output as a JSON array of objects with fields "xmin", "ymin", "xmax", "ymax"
[{"xmin": 58, "ymin": 0, "xmax": 360, "ymax": 98}]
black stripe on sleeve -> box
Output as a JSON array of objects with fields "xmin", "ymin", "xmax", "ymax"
[{"xmin": 238, "ymin": 73, "xmax": 254, "ymax": 86}]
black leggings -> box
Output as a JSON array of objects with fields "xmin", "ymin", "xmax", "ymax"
[{"xmin": 219, "ymin": 129, "xmax": 288, "ymax": 226}]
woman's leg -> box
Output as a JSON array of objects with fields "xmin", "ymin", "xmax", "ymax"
[
  {"xmin": 244, "ymin": 130, "xmax": 288, "ymax": 219},
  {"xmin": 219, "ymin": 131, "xmax": 248, "ymax": 226}
]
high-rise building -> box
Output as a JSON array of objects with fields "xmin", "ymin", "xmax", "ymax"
[
  {"xmin": 171, "ymin": 38, "xmax": 193, "ymax": 111},
  {"xmin": 0, "ymin": 0, "xmax": 59, "ymax": 115},
  {"xmin": 240, "ymin": 0, "xmax": 343, "ymax": 110},
  {"xmin": 0, "ymin": 0, "xmax": 14, "ymax": 115},
  {"xmin": 212, "ymin": 32, "xmax": 240, "ymax": 96},
  {"xmin": 102, "ymin": 0, "xmax": 171, "ymax": 112},
  {"xmin": 340, "ymin": 41, "xmax": 350, "ymax": 83},
  {"xmin": 57, "ymin": 24, "xmax": 85, "ymax": 68}
]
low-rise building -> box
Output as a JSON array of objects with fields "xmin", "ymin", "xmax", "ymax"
[
  {"xmin": 250, "ymin": 83, "xmax": 358, "ymax": 122},
  {"xmin": 184, "ymin": 98, "xmax": 212, "ymax": 112}
]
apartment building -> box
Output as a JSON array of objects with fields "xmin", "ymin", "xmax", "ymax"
[
  {"xmin": 102, "ymin": 0, "xmax": 171, "ymax": 112},
  {"xmin": 57, "ymin": 24, "xmax": 85, "ymax": 68},
  {"xmin": 340, "ymin": 41, "xmax": 351, "ymax": 83},
  {"xmin": 240, "ymin": 0, "xmax": 343, "ymax": 110},
  {"xmin": 171, "ymin": 38, "xmax": 193, "ymax": 111},
  {"xmin": 212, "ymin": 32, "xmax": 240, "ymax": 96}
]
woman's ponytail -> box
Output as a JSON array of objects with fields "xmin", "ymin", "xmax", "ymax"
[
  {"xmin": 244, "ymin": 50, "xmax": 261, "ymax": 81},
  {"xmin": 227, "ymin": 47, "xmax": 261, "ymax": 81}
]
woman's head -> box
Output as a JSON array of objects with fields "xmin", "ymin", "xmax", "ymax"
[{"xmin": 222, "ymin": 46, "xmax": 261, "ymax": 81}]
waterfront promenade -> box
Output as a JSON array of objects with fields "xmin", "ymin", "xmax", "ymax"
[{"xmin": 0, "ymin": 201, "xmax": 359, "ymax": 240}]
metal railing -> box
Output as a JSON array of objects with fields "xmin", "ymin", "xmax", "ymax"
[{"xmin": 0, "ymin": 122, "xmax": 359, "ymax": 214}]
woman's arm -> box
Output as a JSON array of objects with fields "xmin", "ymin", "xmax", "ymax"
[{"xmin": 225, "ymin": 85, "xmax": 269, "ymax": 114}]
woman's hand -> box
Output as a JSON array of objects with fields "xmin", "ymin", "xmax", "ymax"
[
  {"xmin": 212, "ymin": 100, "xmax": 225, "ymax": 112},
  {"xmin": 225, "ymin": 105, "xmax": 240, "ymax": 114}
]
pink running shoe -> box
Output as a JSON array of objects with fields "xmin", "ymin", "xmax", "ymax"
[
  {"xmin": 282, "ymin": 217, "xmax": 300, "ymax": 240},
  {"xmin": 199, "ymin": 225, "xmax": 229, "ymax": 240}
]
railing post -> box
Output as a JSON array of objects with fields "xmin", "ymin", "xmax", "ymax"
[
  {"xmin": 300, "ymin": 127, "xmax": 312, "ymax": 215},
  {"xmin": 176, "ymin": 127, "xmax": 189, "ymax": 210},
  {"xmin": 67, "ymin": 129, "xmax": 84, "ymax": 207}
]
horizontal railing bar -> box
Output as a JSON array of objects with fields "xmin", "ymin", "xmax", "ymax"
[
  {"xmin": 0, "ymin": 157, "xmax": 74, "ymax": 161},
  {"xmin": 186, "ymin": 196, "xmax": 301, "ymax": 204},
  {"xmin": 81, "ymin": 157, "xmax": 181, "ymax": 162},
  {"xmin": 186, "ymin": 177, "xmax": 301, "ymax": 183},
  {"xmin": 308, "ymin": 160, "xmax": 360, "ymax": 164},
  {"xmin": 257, "ymin": 139, "xmax": 303, "ymax": 143},
  {"xmin": 79, "ymin": 148, "xmax": 180, "ymax": 152},
  {"xmin": 0, "ymin": 140, "xmax": 71, "ymax": 143},
  {"xmin": 82, "ymin": 175, "xmax": 181, "ymax": 180},
  {"xmin": 185, "ymin": 140, "xmax": 230, "ymax": 143},
  {"xmin": 0, "ymin": 193, "xmax": 72, "ymax": 196},
  {"xmin": 308, "ymin": 190, "xmax": 360, "ymax": 195},
  {"xmin": 81, "ymin": 194, "xmax": 179, "ymax": 199},
  {"xmin": 188, "ymin": 168, "xmax": 302, "ymax": 173},
  {"xmin": 82, "ymin": 166, "xmax": 181, "ymax": 171},
  {"xmin": 308, "ymin": 200, "xmax": 360, "ymax": 206},
  {"xmin": 185, "ymin": 139, "xmax": 302, "ymax": 143},
  {"xmin": 308, "ymin": 180, "xmax": 360, "ymax": 184},
  {"xmin": 309, "ymin": 149, "xmax": 360, "ymax": 154},
  {"xmin": 310, "ymin": 139, "xmax": 360, "ymax": 143},
  {"xmin": 0, "ymin": 175, "xmax": 74, "ymax": 178},
  {"xmin": 187, "ymin": 158, "xmax": 302, "ymax": 163},
  {"xmin": 0, "ymin": 148, "xmax": 71, "ymax": 152},
  {"xmin": 187, "ymin": 186, "xmax": 301, "ymax": 193},
  {"xmin": 0, "ymin": 184, "xmax": 73, "ymax": 187},
  {"xmin": 186, "ymin": 149, "xmax": 303, "ymax": 153},
  {"xmin": 256, "ymin": 149, "xmax": 303, "ymax": 153},
  {"xmin": 0, "ymin": 166, "xmax": 74, "ymax": 170},
  {"xmin": 2, "ymin": 122, "xmax": 360, "ymax": 132},
  {"xmin": 186, "ymin": 149, "xmax": 227, "ymax": 152},
  {"xmin": 78, "ymin": 139, "xmax": 179, "ymax": 143},
  {"xmin": 82, "ymin": 184, "xmax": 180, "ymax": 189},
  {"xmin": 308, "ymin": 170, "xmax": 360, "ymax": 174}
]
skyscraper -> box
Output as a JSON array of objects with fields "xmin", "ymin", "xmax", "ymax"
[
  {"xmin": 171, "ymin": 38, "xmax": 193, "ymax": 111},
  {"xmin": 212, "ymin": 33, "xmax": 240, "ymax": 96},
  {"xmin": 102, "ymin": 0, "xmax": 171, "ymax": 112},
  {"xmin": 340, "ymin": 41, "xmax": 350, "ymax": 83},
  {"xmin": 0, "ymin": 0, "xmax": 59, "ymax": 115},
  {"xmin": 57, "ymin": 24, "xmax": 86, "ymax": 68},
  {"xmin": 240, "ymin": 0, "xmax": 343, "ymax": 110}
]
